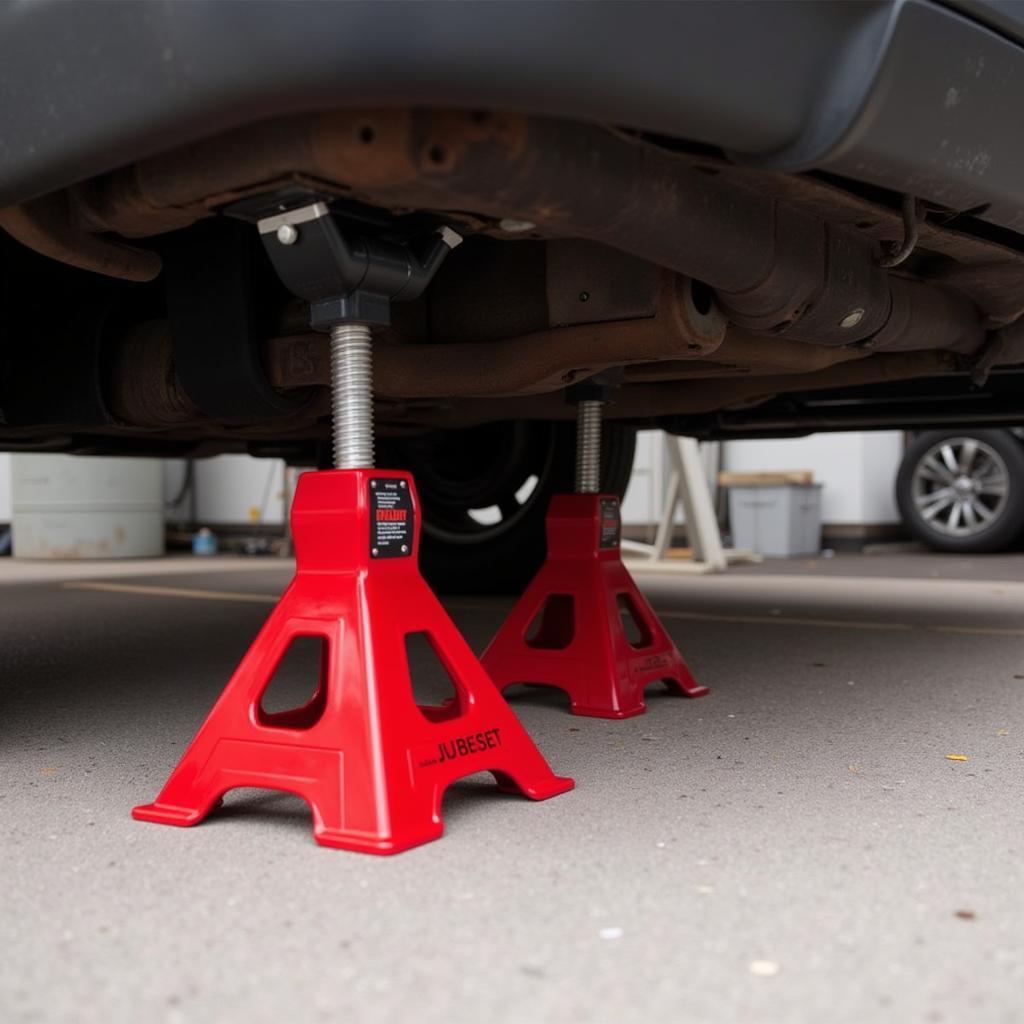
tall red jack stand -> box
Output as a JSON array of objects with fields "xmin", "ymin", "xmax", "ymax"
[
  {"xmin": 483, "ymin": 388, "xmax": 709, "ymax": 719},
  {"xmin": 133, "ymin": 205, "xmax": 572, "ymax": 853},
  {"xmin": 134, "ymin": 469, "xmax": 572, "ymax": 853}
]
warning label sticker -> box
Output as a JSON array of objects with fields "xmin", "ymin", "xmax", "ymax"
[
  {"xmin": 599, "ymin": 497, "xmax": 621, "ymax": 549},
  {"xmin": 369, "ymin": 478, "xmax": 414, "ymax": 558}
]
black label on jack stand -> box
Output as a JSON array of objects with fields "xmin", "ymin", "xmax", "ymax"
[
  {"xmin": 369, "ymin": 478, "xmax": 414, "ymax": 558},
  {"xmin": 599, "ymin": 497, "xmax": 621, "ymax": 549}
]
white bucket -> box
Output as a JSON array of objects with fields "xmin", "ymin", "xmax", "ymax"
[{"xmin": 11, "ymin": 454, "xmax": 164, "ymax": 559}]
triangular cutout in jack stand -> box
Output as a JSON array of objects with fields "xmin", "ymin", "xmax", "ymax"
[
  {"xmin": 257, "ymin": 635, "xmax": 328, "ymax": 729},
  {"xmin": 525, "ymin": 594, "xmax": 575, "ymax": 650},
  {"xmin": 405, "ymin": 631, "xmax": 463, "ymax": 722},
  {"xmin": 616, "ymin": 594, "xmax": 653, "ymax": 650}
]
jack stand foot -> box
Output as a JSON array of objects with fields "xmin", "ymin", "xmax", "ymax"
[
  {"xmin": 134, "ymin": 470, "xmax": 573, "ymax": 854},
  {"xmin": 482, "ymin": 493, "xmax": 709, "ymax": 718}
]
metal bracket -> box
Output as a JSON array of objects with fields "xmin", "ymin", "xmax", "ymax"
[
  {"xmin": 876, "ymin": 194, "xmax": 922, "ymax": 269},
  {"xmin": 257, "ymin": 202, "xmax": 461, "ymax": 330},
  {"xmin": 566, "ymin": 367, "xmax": 623, "ymax": 406}
]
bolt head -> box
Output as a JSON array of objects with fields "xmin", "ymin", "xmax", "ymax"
[
  {"xmin": 371, "ymin": 547, "xmax": 379, "ymax": 557},
  {"xmin": 399, "ymin": 480, "xmax": 407, "ymax": 488},
  {"xmin": 400, "ymin": 544, "xmax": 409, "ymax": 554},
  {"xmin": 276, "ymin": 223, "xmax": 299, "ymax": 246},
  {"xmin": 498, "ymin": 218, "xmax": 536, "ymax": 234},
  {"xmin": 839, "ymin": 308, "xmax": 865, "ymax": 329}
]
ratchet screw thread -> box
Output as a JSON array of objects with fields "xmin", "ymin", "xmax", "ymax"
[
  {"xmin": 329, "ymin": 323, "xmax": 374, "ymax": 470},
  {"xmin": 575, "ymin": 400, "xmax": 602, "ymax": 494}
]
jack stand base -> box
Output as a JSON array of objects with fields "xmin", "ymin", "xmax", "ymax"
[
  {"xmin": 133, "ymin": 470, "xmax": 573, "ymax": 854},
  {"xmin": 482, "ymin": 493, "xmax": 709, "ymax": 719}
]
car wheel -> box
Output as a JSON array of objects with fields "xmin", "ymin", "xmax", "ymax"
[
  {"xmin": 382, "ymin": 419, "xmax": 636, "ymax": 594},
  {"xmin": 895, "ymin": 429, "xmax": 1024, "ymax": 553}
]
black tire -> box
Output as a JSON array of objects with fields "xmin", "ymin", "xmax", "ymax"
[
  {"xmin": 381, "ymin": 420, "xmax": 636, "ymax": 594},
  {"xmin": 895, "ymin": 429, "xmax": 1024, "ymax": 553}
]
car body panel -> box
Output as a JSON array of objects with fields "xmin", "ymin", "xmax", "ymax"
[{"xmin": 2, "ymin": 0, "xmax": 1024, "ymax": 236}]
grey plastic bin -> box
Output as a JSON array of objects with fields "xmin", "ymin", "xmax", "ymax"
[{"xmin": 727, "ymin": 482, "xmax": 823, "ymax": 557}]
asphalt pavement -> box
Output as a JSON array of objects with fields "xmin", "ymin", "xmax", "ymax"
[{"xmin": 2, "ymin": 553, "xmax": 1023, "ymax": 1024}]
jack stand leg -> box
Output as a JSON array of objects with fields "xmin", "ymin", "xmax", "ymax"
[
  {"xmin": 482, "ymin": 389, "xmax": 709, "ymax": 718},
  {"xmin": 134, "ymin": 208, "xmax": 572, "ymax": 852}
]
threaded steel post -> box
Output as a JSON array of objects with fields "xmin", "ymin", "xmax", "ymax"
[
  {"xmin": 575, "ymin": 400, "xmax": 602, "ymax": 493},
  {"xmin": 329, "ymin": 322, "xmax": 374, "ymax": 469}
]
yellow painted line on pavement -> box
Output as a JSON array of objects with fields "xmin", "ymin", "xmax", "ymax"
[
  {"xmin": 62, "ymin": 582, "xmax": 1024, "ymax": 638},
  {"xmin": 449, "ymin": 602, "xmax": 912, "ymax": 633},
  {"xmin": 655, "ymin": 609, "xmax": 913, "ymax": 631},
  {"xmin": 926, "ymin": 624, "xmax": 1024, "ymax": 638},
  {"xmin": 62, "ymin": 581, "xmax": 279, "ymax": 604}
]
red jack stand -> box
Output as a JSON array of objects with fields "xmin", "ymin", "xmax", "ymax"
[
  {"xmin": 134, "ymin": 469, "xmax": 573, "ymax": 853},
  {"xmin": 134, "ymin": 204, "xmax": 572, "ymax": 853},
  {"xmin": 482, "ymin": 493, "xmax": 708, "ymax": 718},
  {"xmin": 482, "ymin": 390, "xmax": 708, "ymax": 718}
]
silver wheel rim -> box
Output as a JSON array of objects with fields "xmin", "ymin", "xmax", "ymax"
[{"xmin": 911, "ymin": 437, "xmax": 1010, "ymax": 538}]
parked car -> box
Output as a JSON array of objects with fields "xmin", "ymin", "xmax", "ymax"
[
  {"xmin": 3, "ymin": 0, "xmax": 1024, "ymax": 589},
  {"xmin": 896, "ymin": 430, "xmax": 1024, "ymax": 553}
]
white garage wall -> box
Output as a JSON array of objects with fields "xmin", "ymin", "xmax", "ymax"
[
  {"xmin": 860, "ymin": 432, "xmax": 907, "ymax": 523},
  {"xmin": 158, "ymin": 431, "xmax": 904, "ymax": 531},
  {"xmin": 0, "ymin": 452, "xmax": 10, "ymax": 522},
  {"xmin": 723, "ymin": 431, "xmax": 904, "ymax": 525},
  {"xmin": 621, "ymin": 430, "xmax": 667, "ymax": 526}
]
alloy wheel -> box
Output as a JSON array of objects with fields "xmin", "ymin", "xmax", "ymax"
[{"xmin": 911, "ymin": 436, "xmax": 1010, "ymax": 538}]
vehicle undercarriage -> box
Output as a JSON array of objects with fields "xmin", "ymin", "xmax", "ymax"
[{"xmin": 2, "ymin": 107, "xmax": 1023, "ymax": 460}]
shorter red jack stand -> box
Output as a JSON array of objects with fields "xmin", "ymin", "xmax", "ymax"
[
  {"xmin": 482, "ymin": 392, "xmax": 709, "ymax": 719},
  {"xmin": 134, "ymin": 204, "xmax": 572, "ymax": 853}
]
